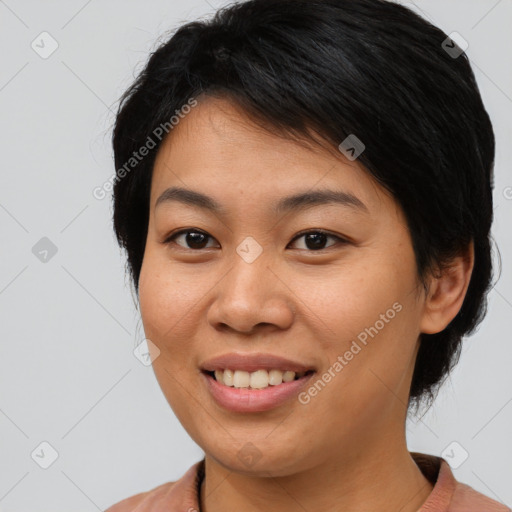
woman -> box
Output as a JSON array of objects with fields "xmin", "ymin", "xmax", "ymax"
[{"xmin": 105, "ymin": 0, "xmax": 509, "ymax": 510}]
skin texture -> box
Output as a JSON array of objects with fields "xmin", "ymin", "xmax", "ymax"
[{"xmin": 138, "ymin": 94, "xmax": 474, "ymax": 512}]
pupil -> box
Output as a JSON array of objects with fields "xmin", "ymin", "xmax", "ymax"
[
  {"xmin": 306, "ymin": 233, "xmax": 327, "ymax": 250},
  {"xmin": 187, "ymin": 232, "xmax": 207, "ymax": 249}
]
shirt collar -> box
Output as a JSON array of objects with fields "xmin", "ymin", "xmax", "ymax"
[
  {"xmin": 411, "ymin": 452, "xmax": 457, "ymax": 511},
  {"xmin": 151, "ymin": 453, "xmax": 454, "ymax": 511}
]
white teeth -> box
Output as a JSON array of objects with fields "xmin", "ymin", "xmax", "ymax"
[
  {"xmin": 282, "ymin": 370, "xmax": 295, "ymax": 382},
  {"xmin": 223, "ymin": 368, "xmax": 234, "ymax": 386},
  {"xmin": 249, "ymin": 369, "xmax": 268, "ymax": 389},
  {"xmin": 268, "ymin": 369, "xmax": 283, "ymax": 386},
  {"xmin": 233, "ymin": 370, "xmax": 250, "ymax": 388},
  {"xmin": 211, "ymin": 369, "xmax": 310, "ymax": 389}
]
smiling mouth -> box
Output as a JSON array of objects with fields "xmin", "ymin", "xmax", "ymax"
[{"xmin": 203, "ymin": 369, "xmax": 316, "ymax": 389}]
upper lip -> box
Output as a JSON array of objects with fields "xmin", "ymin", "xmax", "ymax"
[{"xmin": 200, "ymin": 352, "xmax": 316, "ymax": 373}]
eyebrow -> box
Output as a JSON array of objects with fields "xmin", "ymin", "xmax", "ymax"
[{"xmin": 155, "ymin": 186, "xmax": 369, "ymax": 215}]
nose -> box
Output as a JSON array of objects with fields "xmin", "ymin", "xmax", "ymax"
[{"xmin": 206, "ymin": 252, "xmax": 294, "ymax": 335}]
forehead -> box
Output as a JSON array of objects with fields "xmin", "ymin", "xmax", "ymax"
[{"xmin": 150, "ymin": 95, "xmax": 391, "ymax": 216}]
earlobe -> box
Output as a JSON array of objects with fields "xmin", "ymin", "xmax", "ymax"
[{"xmin": 419, "ymin": 241, "xmax": 475, "ymax": 335}]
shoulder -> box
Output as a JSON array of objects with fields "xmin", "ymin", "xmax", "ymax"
[
  {"xmin": 104, "ymin": 481, "xmax": 176, "ymax": 512},
  {"xmin": 411, "ymin": 452, "xmax": 510, "ymax": 512},
  {"xmin": 451, "ymin": 481, "xmax": 511, "ymax": 512},
  {"xmin": 104, "ymin": 458, "xmax": 205, "ymax": 511}
]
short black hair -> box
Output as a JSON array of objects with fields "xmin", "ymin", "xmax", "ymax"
[{"xmin": 111, "ymin": 0, "xmax": 496, "ymax": 409}]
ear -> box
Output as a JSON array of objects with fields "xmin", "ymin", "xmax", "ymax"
[{"xmin": 419, "ymin": 241, "xmax": 475, "ymax": 335}]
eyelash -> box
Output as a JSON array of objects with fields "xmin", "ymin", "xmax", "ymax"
[{"xmin": 162, "ymin": 228, "xmax": 349, "ymax": 252}]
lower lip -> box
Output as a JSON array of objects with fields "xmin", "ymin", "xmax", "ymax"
[{"xmin": 201, "ymin": 371, "xmax": 315, "ymax": 413}]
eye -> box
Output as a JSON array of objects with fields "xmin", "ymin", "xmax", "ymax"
[
  {"xmin": 288, "ymin": 229, "xmax": 348, "ymax": 251},
  {"xmin": 163, "ymin": 229, "xmax": 219, "ymax": 250},
  {"xmin": 163, "ymin": 228, "xmax": 348, "ymax": 251}
]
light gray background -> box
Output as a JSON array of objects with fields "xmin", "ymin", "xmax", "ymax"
[{"xmin": 0, "ymin": 0, "xmax": 510, "ymax": 510}]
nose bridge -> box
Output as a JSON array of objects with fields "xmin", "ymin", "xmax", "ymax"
[{"xmin": 226, "ymin": 240, "xmax": 273, "ymax": 301}]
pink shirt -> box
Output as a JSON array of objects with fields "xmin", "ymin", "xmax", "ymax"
[{"xmin": 105, "ymin": 452, "xmax": 510, "ymax": 511}]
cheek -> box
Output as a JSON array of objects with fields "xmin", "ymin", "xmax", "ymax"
[
  {"xmin": 305, "ymin": 259, "xmax": 421, "ymax": 405},
  {"xmin": 138, "ymin": 257, "xmax": 201, "ymax": 416},
  {"xmin": 138, "ymin": 254, "xmax": 198, "ymax": 358},
  {"xmin": 300, "ymin": 260, "xmax": 404, "ymax": 338},
  {"xmin": 139, "ymin": 244, "xmax": 195, "ymax": 319},
  {"xmin": 138, "ymin": 264, "xmax": 170, "ymax": 340}
]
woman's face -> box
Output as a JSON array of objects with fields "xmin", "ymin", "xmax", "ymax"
[{"xmin": 138, "ymin": 95, "xmax": 428, "ymax": 476}]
